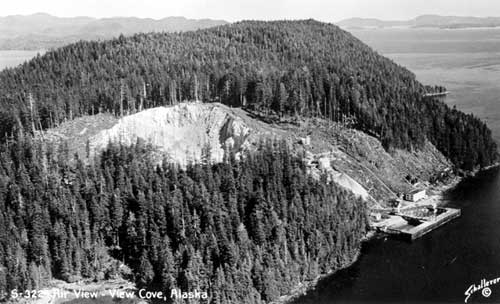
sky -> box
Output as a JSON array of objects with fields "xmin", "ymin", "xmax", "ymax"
[{"xmin": 1, "ymin": 0, "xmax": 498, "ymax": 22}]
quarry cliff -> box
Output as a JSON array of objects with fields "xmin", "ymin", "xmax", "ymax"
[
  {"xmin": 91, "ymin": 102, "xmax": 254, "ymax": 166},
  {"xmin": 40, "ymin": 102, "xmax": 452, "ymax": 206}
]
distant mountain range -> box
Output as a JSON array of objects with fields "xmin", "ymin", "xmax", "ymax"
[
  {"xmin": 0, "ymin": 13, "xmax": 228, "ymax": 50},
  {"xmin": 337, "ymin": 15, "xmax": 500, "ymax": 29}
]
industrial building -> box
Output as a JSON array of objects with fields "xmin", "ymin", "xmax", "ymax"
[{"xmin": 404, "ymin": 189, "xmax": 427, "ymax": 202}]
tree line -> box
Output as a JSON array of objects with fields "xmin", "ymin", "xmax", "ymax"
[
  {"xmin": 0, "ymin": 20, "xmax": 496, "ymax": 170},
  {"xmin": 0, "ymin": 137, "xmax": 368, "ymax": 303}
]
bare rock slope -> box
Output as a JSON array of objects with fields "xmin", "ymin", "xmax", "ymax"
[
  {"xmin": 41, "ymin": 102, "xmax": 452, "ymax": 206},
  {"xmin": 90, "ymin": 102, "xmax": 265, "ymax": 166}
]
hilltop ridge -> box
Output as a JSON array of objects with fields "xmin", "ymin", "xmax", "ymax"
[
  {"xmin": 0, "ymin": 19, "xmax": 495, "ymax": 170},
  {"xmin": 0, "ymin": 18, "xmax": 491, "ymax": 304}
]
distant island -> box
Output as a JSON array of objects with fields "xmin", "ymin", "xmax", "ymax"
[
  {"xmin": 337, "ymin": 14, "xmax": 500, "ymax": 29},
  {"xmin": 0, "ymin": 12, "xmax": 228, "ymax": 50}
]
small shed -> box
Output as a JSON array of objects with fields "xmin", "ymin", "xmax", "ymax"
[{"xmin": 404, "ymin": 189, "xmax": 427, "ymax": 202}]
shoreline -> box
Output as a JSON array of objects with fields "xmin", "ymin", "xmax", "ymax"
[
  {"xmin": 271, "ymin": 229, "xmax": 380, "ymax": 304},
  {"xmin": 473, "ymin": 162, "xmax": 500, "ymax": 176},
  {"xmin": 270, "ymin": 247, "xmax": 365, "ymax": 304},
  {"xmin": 273, "ymin": 167, "xmax": 473, "ymax": 304},
  {"xmin": 12, "ymin": 165, "xmax": 497, "ymax": 304}
]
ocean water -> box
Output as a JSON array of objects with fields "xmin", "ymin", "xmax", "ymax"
[
  {"xmin": 0, "ymin": 50, "xmax": 44, "ymax": 71},
  {"xmin": 293, "ymin": 167, "xmax": 500, "ymax": 303},
  {"xmin": 293, "ymin": 28, "xmax": 500, "ymax": 304},
  {"xmin": 350, "ymin": 27, "xmax": 500, "ymax": 144},
  {"xmin": 1, "ymin": 28, "xmax": 500, "ymax": 303}
]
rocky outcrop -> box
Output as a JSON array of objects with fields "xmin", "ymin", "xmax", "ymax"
[
  {"xmin": 90, "ymin": 103, "xmax": 259, "ymax": 166},
  {"xmin": 40, "ymin": 102, "xmax": 452, "ymax": 207}
]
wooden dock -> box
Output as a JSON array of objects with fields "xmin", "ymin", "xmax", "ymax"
[
  {"xmin": 393, "ymin": 208, "xmax": 460, "ymax": 241},
  {"xmin": 375, "ymin": 207, "xmax": 461, "ymax": 241}
]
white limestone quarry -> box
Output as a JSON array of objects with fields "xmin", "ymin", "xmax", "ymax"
[
  {"xmin": 86, "ymin": 101, "xmax": 371, "ymax": 201},
  {"xmin": 90, "ymin": 102, "xmax": 252, "ymax": 167},
  {"xmin": 40, "ymin": 101, "xmax": 453, "ymax": 207}
]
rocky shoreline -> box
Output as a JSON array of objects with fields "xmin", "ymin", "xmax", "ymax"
[
  {"xmin": 272, "ymin": 165, "xmax": 488, "ymax": 304},
  {"xmin": 270, "ymin": 248, "xmax": 364, "ymax": 304}
]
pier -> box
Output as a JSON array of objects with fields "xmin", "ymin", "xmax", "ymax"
[
  {"xmin": 390, "ymin": 207, "xmax": 461, "ymax": 240},
  {"xmin": 371, "ymin": 204, "xmax": 461, "ymax": 241}
]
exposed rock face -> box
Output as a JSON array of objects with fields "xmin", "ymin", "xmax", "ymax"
[
  {"xmin": 40, "ymin": 102, "xmax": 452, "ymax": 206},
  {"xmin": 90, "ymin": 103, "xmax": 254, "ymax": 166},
  {"xmin": 83, "ymin": 103, "xmax": 375, "ymax": 201},
  {"xmin": 282, "ymin": 119, "xmax": 452, "ymax": 205}
]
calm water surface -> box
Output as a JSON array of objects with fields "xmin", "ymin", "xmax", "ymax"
[
  {"xmin": 350, "ymin": 28, "xmax": 500, "ymax": 144},
  {"xmin": 294, "ymin": 167, "xmax": 500, "ymax": 303},
  {"xmin": 0, "ymin": 50, "xmax": 44, "ymax": 71},
  {"xmin": 294, "ymin": 28, "xmax": 500, "ymax": 303},
  {"xmin": 1, "ymin": 28, "xmax": 499, "ymax": 304}
]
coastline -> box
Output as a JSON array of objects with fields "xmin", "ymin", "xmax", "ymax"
[
  {"xmin": 271, "ymin": 228, "xmax": 380, "ymax": 304},
  {"xmin": 270, "ymin": 247, "xmax": 365, "ymax": 304},
  {"xmin": 272, "ymin": 166, "xmax": 477, "ymax": 304},
  {"xmin": 472, "ymin": 162, "xmax": 500, "ymax": 176},
  {"xmin": 10, "ymin": 165, "xmax": 497, "ymax": 304}
]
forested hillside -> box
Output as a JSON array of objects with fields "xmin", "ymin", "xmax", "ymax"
[
  {"xmin": 0, "ymin": 138, "xmax": 367, "ymax": 303},
  {"xmin": 0, "ymin": 19, "xmax": 496, "ymax": 169}
]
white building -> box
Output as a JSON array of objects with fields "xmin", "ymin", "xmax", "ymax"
[{"xmin": 405, "ymin": 189, "xmax": 427, "ymax": 202}]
